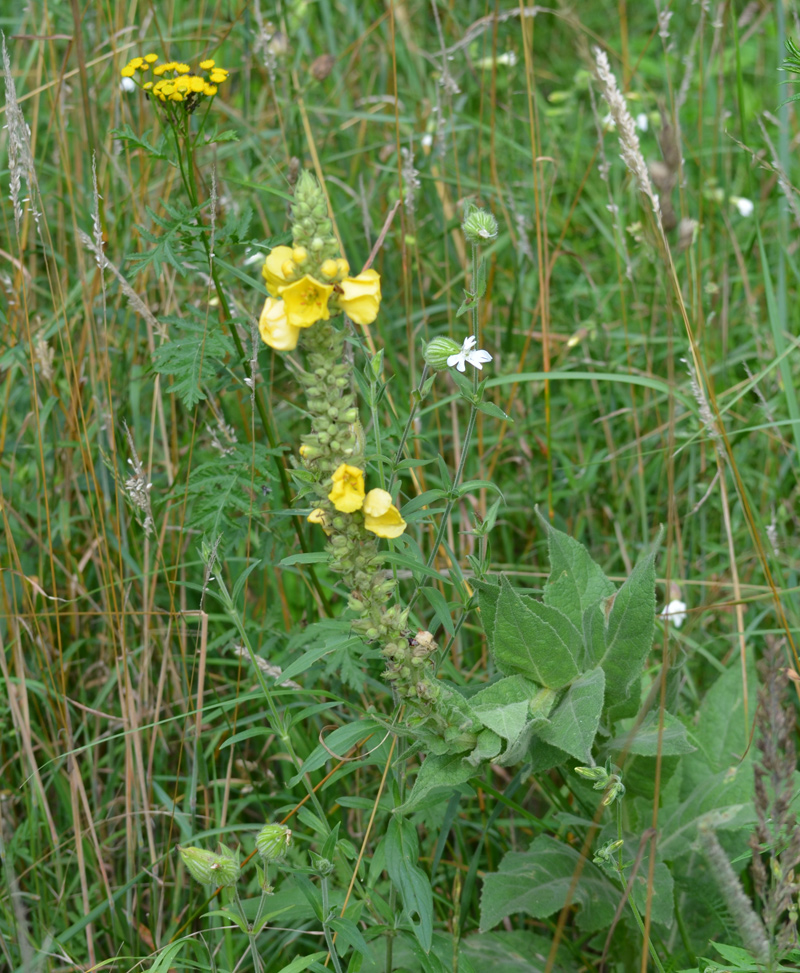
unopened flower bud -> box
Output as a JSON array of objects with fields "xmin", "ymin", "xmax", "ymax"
[
  {"xmin": 281, "ymin": 259, "xmax": 296, "ymax": 278},
  {"xmin": 311, "ymin": 236, "xmax": 325, "ymax": 252},
  {"xmin": 292, "ymin": 246, "xmax": 308, "ymax": 264},
  {"xmin": 256, "ymin": 823, "xmax": 292, "ymax": 862},
  {"xmin": 179, "ymin": 845, "xmax": 239, "ymax": 887},
  {"xmin": 423, "ymin": 336, "xmax": 462, "ymax": 371},
  {"xmin": 462, "ymin": 205, "xmax": 498, "ymax": 244},
  {"xmin": 320, "ymin": 259, "xmax": 338, "ymax": 279}
]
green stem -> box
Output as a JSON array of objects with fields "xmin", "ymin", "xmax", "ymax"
[
  {"xmin": 177, "ymin": 132, "xmax": 330, "ymax": 613},
  {"xmin": 388, "ymin": 364, "xmax": 429, "ymax": 493},
  {"xmin": 321, "ymin": 876, "xmax": 344, "ymax": 973}
]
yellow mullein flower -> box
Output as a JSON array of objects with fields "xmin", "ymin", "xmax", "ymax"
[
  {"xmin": 292, "ymin": 246, "xmax": 308, "ymax": 265},
  {"xmin": 262, "ymin": 246, "xmax": 295, "ymax": 296},
  {"xmin": 307, "ymin": 508, "xmax": 333, "ymax": 535},
  {"xmin": 259, "ymin": 296, "xmax": 300, "ymax": 351},
  {"xmin": 328, "ymin": 465, "xmax": 365, "ymax": 513},
  {"xmin": 144, "ymin": 53, "xmax": 159, "ymax": 63},
  {"xmin": 281, "ymin": 259, "xmax": 297, "ymax": 279},
  {"xmin": 279, "ymin": 275, "xmax": 333, "ymax": 329},
  {"xmin": 362, "ymin": 489, "xmax": 406, "ymax": 539},
  {"xmin": 338, "ymin": 270, "xmax": 381, "ymax": 325},
  {"xmin": 336, "ymin": 258, "xmax": 350, "ymax": 277},
  {"xmin": 203, "ymin": 84, "xmax": 218, "ymax": 96},
  {"xmin": 200, "ymin": 59, "xmax": 215, "ymax": 69},
  {"xmin": 320, "ymin": 259, "xmax": 338, "ymax": 280}
]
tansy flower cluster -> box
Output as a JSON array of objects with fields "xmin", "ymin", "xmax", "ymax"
[
  {"xmin": 259, "ymin": 245, "xmax": 381, "ymax": 352},
  {"xmin": 316, "ymin": 464, "xmax": 406, "ymax": 539},
  {"xmin": 120, "ymin": 55, "xmax": 228, "ymax": 106}
]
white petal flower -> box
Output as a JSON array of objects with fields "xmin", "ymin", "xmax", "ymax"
[
  {"xmin": 120, "ymin": 76, "xmax": 136, "ymax": 93},
  {"xmin": 659, "ymin": 599, "xmax": 687, "ymax": 628},
  {"xmin": 732, "ymin": 196, "xmax": 754, "ymax": 217},
  {"xmin": 635, "ymin": 112, "xmax": 649, "ymax": 132},
  {"xmin": 446, "ymin": 335, "xmax": 493, "ymax": 373}
]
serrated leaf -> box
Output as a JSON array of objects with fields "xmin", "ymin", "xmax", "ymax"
[
  {"xmin": 538, "ymin": 512, "xmax": 616, "ymax": 630},
  {"xmin": 128, "ymin": 200, "xmax": 207, "ymax": 278},
  {"xmin": 599, "ymin": 549, "xmax": 656, "ymax": 705},
  {"xmin": 538, "ymin": 667, "xmax": 605, "ymax": 763},
  {"xmin": 111, "ymin": 124, "xmax": 170, "ymax": 160},
  {"xmin": 480, "ymin": 835, "xmax": 617, "ymax": 933},
  {"xmin": 151, "ymin": 319, "xmax": 234, "ymax": 409},
  {"xmin": 385, "ymin": 817, "xmax": 434, "ymax": 952},
  {"xmin": 605, "ymin": 710, "xmax": 696, "ymax": 758},
  {"xmin": 204, "ymin": 128, "xmax": 240, "ymax": 144},
  {"xmin": 492, "ymin": 576, "xmax": 581, "ymax": 689}
]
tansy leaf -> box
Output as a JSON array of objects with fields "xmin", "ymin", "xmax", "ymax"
[{"xmin": 151, "ymin": 318, "xmax": 235, "ymax": 410}]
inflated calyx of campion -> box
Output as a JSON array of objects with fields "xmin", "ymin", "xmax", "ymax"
[
  {"xmin": 179, "ymin": 844, "xmax": 239, "ymax": 887},
  {"xmin": 257, "ymin": 171, "xmax": 383, "ymax": 351},
  {"xmin": 256, "ymin": 823, "xmax": 292, "ymax": 862}
]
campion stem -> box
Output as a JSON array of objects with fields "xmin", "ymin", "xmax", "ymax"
[
  {"xmin": 389, "ymin": 364, "xmax": 429, "ymax": 492},
  {"xmin": 321, "ymin": 875, "xmax": 344, "ymax": 973}
]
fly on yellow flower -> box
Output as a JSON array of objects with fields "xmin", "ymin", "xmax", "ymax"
[{"xmin": 328, "ymin": 465, "xmax": 365, "ymax": 513}]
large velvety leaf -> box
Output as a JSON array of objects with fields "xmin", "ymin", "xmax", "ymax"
[
  {"xmin": 605, "ymin": 711, "xmax": 697, "ymax": 758},
  {"xmin": 480, "ymin": 835, "xmax": 617, "ymax": 933},
  {"xmin": 539, "ymin": 513, "xmax": 616, "ymax": 630},
  {"xmin": 493, "ymin": 577, "xmax": 582, "ymax": 689},
  {"xmin": 385, "ymin": 817, "xmax": 433, "ymax": 952},
  {"xmin": 470, "ymin": 675, "xmax": 543, "ymax": 741},
  {"xmin": 460, "ymin": 931, "xmax": 560, "ymax": 973},
  {"xmin": 538, "ymin": 667, "xmax": 605, "ymax": 763},
  {"xmin": 398, "ymin": 752, "xmax": 477, "ymax": 812},
  {"xmin": 599, "ymin": 549, "xmax": 656, "ymax": 704}
]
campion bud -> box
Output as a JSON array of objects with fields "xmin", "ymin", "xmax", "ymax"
[
  {"xmin": 602, "ymin": 775, "xmax": 625, "ymax": 806},
  {"xmin": 574, "ymin": 765, "xmax": 608, "ymax": 783},
  {"xmin": 179, "ymin": 845, "xmax": 239, "ymax": 887},
  {"xmin": 256, "ymin": 823, "xmax": 292, "ymax": 862},
  {"xmin": 423, "ymin": 336, "xmax": 462, "ymax": 372},
  {"xmin": 310, "ymin": 851, "xmax": 334, "ymax": 876},
  {"xmin": 462, "ymin": 205, "xmax": 498, "ymax": 244}
]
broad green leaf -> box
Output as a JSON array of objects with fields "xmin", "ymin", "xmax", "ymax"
[
  {"xmin": 276, "ymin": 952, "xmax": 328, "ymax": 973},
  {"xmin": 328, "ymin": 916, "xmax": 369, "ymax": 957},
  {"xmin": 470, "ymin": 675, "xmax": 542, "ymax": 740},
  {"xmin": 475, "ymin": 579, "xmax": 501, "ymax": 642},
  {"xmin": 460, "ymin": 931, "xmax": 559, "ymax": 973},
  {"xmin": 599, "ymin": 549, "xmax": 656, "ymax": 704},
  {"xmin": 538, "ymin": 667, "xmax": 605, "ymax": 763},
  {"xmin": 398, "ymin": 751, "xmax": 477, "ymax": 812},
  {"xmin": 492, "ymin": 577, "xmax": 581, "ymax": 688},
  {"xmin": 539, "ymin": 513, "xmax": 616, "ymax": 630},
  {"xmin": 465, "ymin": 728, "xmax": 502, "ymax": 767},
  {"xmin": 605, "ymin": 711, "xmax": 696, "ymax": 758},
  {"xmin": 495, "ymin": 717, "xmax": 549, "ymax": 767},
  {"xmin": 480, "ymin": 835, "xmax": 617, "ymax": 933},
  {"xmin": 385, "ymin": 817, "xmax": 434, "ymax": 952},
  {"xmin": 528, "ymin": 737, "xmax": 570, "ymax": 773}
]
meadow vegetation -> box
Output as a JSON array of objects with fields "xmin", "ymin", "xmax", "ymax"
[{"xmin": 1, "ymin": 2, "xmax": 799, "ymax": 971}]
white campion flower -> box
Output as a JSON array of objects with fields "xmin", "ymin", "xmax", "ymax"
[
  {"xmin": 659, "ymin": 599, "xmax": 687, "ymax": 628},
  {"xmin": 120, "ymin": 76, "xmax": 136, "ymax": 93},
  {"xmin": 635, "ymin": 112, "xmax": 649, "ymax": 132},
  {"xmin": 447, "ymin": 335, "xmax": 493, "ymax": 373},
  {"xmin": 731, "ymin": 196, "xmax": 754, "ymax": 217}
]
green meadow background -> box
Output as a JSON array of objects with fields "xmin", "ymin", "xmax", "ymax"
[{"xmin": 1, "ymin": 1, "xmax": 799, "ymax": 970}]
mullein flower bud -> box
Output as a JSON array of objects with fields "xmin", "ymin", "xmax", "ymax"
[
  {"xmin": 179, "ymin": 845, "xmax": 239, "ymax": 887},
  {"xmin": 256, "ymin": 823, "xmax": 292, "ymax": 862},
  {"xmin": 423, "ymin": 336, "xmax": 463, "ymax": 371},
  {"xmin": 462, "ymin": 204, "xmax": 498, "ymax": 244}
]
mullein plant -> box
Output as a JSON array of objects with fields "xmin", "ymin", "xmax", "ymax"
[{"xmin": 258, "ymin": 174, "xmax": 496, "ymax": 727}]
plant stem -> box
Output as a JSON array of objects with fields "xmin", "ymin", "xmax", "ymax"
[{"xmin": 321, "ymin": 876, "xmax": 344, "ymax": 973}]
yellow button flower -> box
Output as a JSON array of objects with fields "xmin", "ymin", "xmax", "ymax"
[
  {"xmin": 338, "ymin": 270, "xmax": 381, "ymax": 325},
  {"xmin": 120, "ymin": 64, "xmax": 136, "ymax": 77},
  {"xmin": 144, "ymin": 53, "xmax": 159, "ymax": 63},
  {"xmin": 328, "ymin": 464, "xmax": 365, "ymax": 513},
  {"xmin": 279, "ymin": 275, "xmax": 333, "ymax": 329},
  {"xmin": 203, "ymin": 84, "xmax": 218, "ymax": 96},
  {"xmin": 189, "ymin": 76, "xmax": 206, "ymax": 92},
  {"xmin": 259, "ymin": 296, "xmax": 301, "ymax": 351},
  {"xmin": 262, "ymin": 245, "xmax": 295, "ymax": 297},
  {"xmin": 307, "ymin": 508, "xmax": 333, "ymax": 535},
  {"xmin": 362, "ymin": 489, "xmax": 406, "ymax": 539},
  {"xmin": 200, "ymin": 59, "xmax": 215, "ymax": 70}
]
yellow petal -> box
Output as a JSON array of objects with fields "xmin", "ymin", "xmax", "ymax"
[
  {"xmin": 339, "ymin": 269, "xmax": 381, "ymax": 325},
  {"xmin": 258, "ymin": 297, "xmax": 300, "ymax": 351},
  {"xmin": 279, "ymin": 275, "xmax": 333, "ymax": 329},
  {"xmin": 262, "ymin": 246, "xmax": 295, "ymax": 297},
  {"xmin": 328, "ymin": 464, "xmax": 365, "ymax": 513},
  {"xmin": 363, "ymin": 488, "xmax": 406, "ymax": 539}
]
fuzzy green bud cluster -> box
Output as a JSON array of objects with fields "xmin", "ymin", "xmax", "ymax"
[
  {"xmin": 291, "ymin": 171, "xmax": 340, "ymax": 278},
  {"xmin": 179, "ymin": 844, "xmax": 239, "ymax": 887},
  {"xmin": 423, "ymin": 336, "xmax": 462, "ymax": 371},
  {"xmin": 575, "ymin": 765, "xmax": 626, "ymax": 806},
  {"xmin": 462, "ymin": 204, "xmax": 498, "ymax": 244},
  {"xmin": 256, "ymin": 823, "xmax": 292, "ymax": 862}
]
